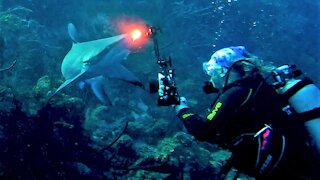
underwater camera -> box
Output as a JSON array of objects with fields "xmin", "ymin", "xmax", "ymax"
[{"xmin": 147, "ymin": 26, "xmax": 180, "ymax": 106}]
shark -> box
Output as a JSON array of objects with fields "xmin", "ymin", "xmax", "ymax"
[{"xmin": 53, "ymin": 23, "xmax": 143, "ymax": 105}]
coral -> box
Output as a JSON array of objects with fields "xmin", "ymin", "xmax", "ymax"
[
  {"xmin": 126, "ymin": 131, "xmax": 232, "ymax": 179},
  {"xmin": 84, "ymin": 105, "xmax": 111, "ymax": 130},
  {"xmin": 0, "ymin": 5, "xmax": 54, "ymax": 94},
  {"xmin": 128, "ymin": 170, "xmax": 170, "ymax": 180},
  {"xmin": 0, "ymin": 85, "xmax": 15, "ymax": 112},
  {"xmin": 11, "ymin": 75, "xmax": 83, "ymax": 116},
  {"xmin": 154, "ymin": 136, "xmax": 179, "ymax": 162},
  {"xmin": 0, "ymin": 6, "xmax": 38, "ymax": 36},
  {"xmin": 32, "ymin": 75, "xmax": 59, "ymax": 99},
  {"xmin": 209, "ymin": 149, "xmax": 232, "ymax": 173},
  {"xmin": 84, "ymin": 104, "xmax": 130, "ymax": 152},
  {"xmin": 0, "ymin": 89, "xmax": 104, "ymax": 179}
]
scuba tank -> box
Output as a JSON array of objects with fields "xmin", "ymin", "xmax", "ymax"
[{"xmin": 272, "ymin": 65, "xmax": 320, "ymax": 154}]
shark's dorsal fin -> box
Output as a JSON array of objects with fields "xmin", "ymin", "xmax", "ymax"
[{"xmin": 68, "ymin": 23, "xmax": 79, "ymax": 43}]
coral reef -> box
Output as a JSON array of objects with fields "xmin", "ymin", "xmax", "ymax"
[
  {"xmin": 0, "ymin": 5, "xmax": 62, "ymax": 93},
  {"xmin": 0, "ymin": 76, "xmax": 236, "ymax": 179}
]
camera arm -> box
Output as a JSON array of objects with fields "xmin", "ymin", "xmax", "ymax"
[{"xmin": 147, "ymin": 26, "xmax": 180, "ymax": 106}]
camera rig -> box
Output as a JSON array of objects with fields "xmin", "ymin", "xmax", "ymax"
[{"xmin": 146, "ymin": 26, "xmax": 180, "ymax": 106}]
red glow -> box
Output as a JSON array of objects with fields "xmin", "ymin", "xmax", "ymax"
[
  {"xmin": 261, "ymin": 129, "xmax": 271, "ymax": 150},
  {"xmin": 131, "ymin": 29, "xmax": 142, "ymax": 41},
  {"xmin": 116, "ymin": 19, "xmax": 149, "ymax": 49}
]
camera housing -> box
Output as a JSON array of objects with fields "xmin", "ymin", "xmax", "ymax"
[{"xmin": 149, "ymin": 65, "xmax": 180, "ymax": 106}]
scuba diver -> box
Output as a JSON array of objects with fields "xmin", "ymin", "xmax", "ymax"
[{"xmin": 174, "ymin": 46, "xmax": 320, "ymax": 179}]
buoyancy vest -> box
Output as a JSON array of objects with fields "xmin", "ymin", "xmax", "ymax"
[{"xmin": 221, "ymin": 72, "xmax": 319, "ymax": 178}]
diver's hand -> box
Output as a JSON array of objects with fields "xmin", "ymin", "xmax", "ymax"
[{"xmin": 174, "ymin": 97, "xmax": 189, "ymax": 114}]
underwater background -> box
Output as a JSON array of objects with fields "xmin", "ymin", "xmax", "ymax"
[{"xmin": 0, "ymin": 0, "xmax": 319, "ymax": 179}]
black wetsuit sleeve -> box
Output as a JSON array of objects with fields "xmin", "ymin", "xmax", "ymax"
[{"xmin": 177, "ymin": 86, "xmax": 251, "ymax": 141}]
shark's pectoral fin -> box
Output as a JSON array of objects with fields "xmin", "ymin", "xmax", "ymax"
[
  {"xmin": 106, "ymin": 64, "xmax": 144, "ymax": 89},
  {"xmin": 86, "ymin": 76, "xmax": 112, "ymax": 106},
  {"xmin": 47, "ymin": 71, "xmax": 87, "ymax": 102},
  {"xmin": 55, "ymin": 70, "xmax": 87, "ymax": 93},
  {"xmin": 55, "ymin": 79, "xmax": 74, "ymax": 93}
]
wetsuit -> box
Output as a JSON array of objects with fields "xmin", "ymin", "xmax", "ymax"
[
  {"xmin": 177, "ymin": 74, "xmax": 319, "ymax": 178},
  {"xmin": 177, "ymin": 74, "xmax": 279, "ymax": 144}
]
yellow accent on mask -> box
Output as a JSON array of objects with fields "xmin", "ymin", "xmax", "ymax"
[
  {"xmin": 207, "ymin": 102, "xmax": 223, "ymax": 120},
  {"xmin": 182, "ymin": 113, "xmax": 194, "ymax": 119}
]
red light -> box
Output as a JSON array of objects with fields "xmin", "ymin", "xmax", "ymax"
[
  {"xmin": 131, "ymin": 29, "xmax": 142, "ymax": 41},
  {"xmin": 116, "ymin": 19, "xmax": 149, "ymax": 49}
]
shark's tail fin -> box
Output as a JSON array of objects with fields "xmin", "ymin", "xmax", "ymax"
[{"xmin": 67, "ymin": 23, "xmax": 79, "ymax": 43}]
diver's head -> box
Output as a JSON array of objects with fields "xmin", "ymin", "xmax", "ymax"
[{"xmin": 202, "ymin": 46, "xmax": 256, "ymax": 91}]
